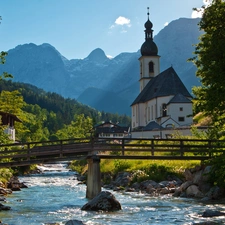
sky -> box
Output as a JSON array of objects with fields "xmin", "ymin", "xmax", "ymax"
[{"xmin": 0, "ymin": 0, "xmax": 210, "ymax": 60}]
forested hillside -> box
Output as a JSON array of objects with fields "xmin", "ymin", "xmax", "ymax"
[{"xmin": 0, "ymin": 79, "xmax": 131, "ymax": 142}]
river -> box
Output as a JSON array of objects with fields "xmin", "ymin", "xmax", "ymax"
[{"xmin": 0, "ymin": 162, "xmax": 225, "ymax": 225}]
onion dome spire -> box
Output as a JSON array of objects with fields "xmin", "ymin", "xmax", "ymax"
[
  {"xmin": 145, "ymin": 7, "xmax": 153, "ymax": 40},
  {"xmin": 140, "ymin": 7, "xmax": 158, "ymax": 56}
]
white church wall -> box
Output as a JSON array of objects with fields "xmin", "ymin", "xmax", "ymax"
[
  {"xmin": 131, "ymin": 127, "xmax": 193, "ymax": 139},
  {"xmin": 169, "ymin": 103, "xmax": 193, "ymax": 126}
]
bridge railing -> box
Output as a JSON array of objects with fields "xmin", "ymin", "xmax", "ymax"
[
  {"xmin": 0, "ymin": 137, "xmax": 225, "ymax": 167},
  {"xmin": 92, "ymin": 137, "xmax": 225, "ymax": 160},
  {"xmin": 0, "ymin": 138, "xmax": 92, "ymax": 167}
]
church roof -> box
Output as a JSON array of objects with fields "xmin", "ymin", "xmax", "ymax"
[
  {"xmin": 168, "ymin": 93, "xmax": 192, "ymax": 104},
  {"xmin": 143, "ymin": 121, "xmax": 163, "ymax": 131},
  {"xmin": 131, "ymin": 67, "xmax": 192, "ymax": 106}
]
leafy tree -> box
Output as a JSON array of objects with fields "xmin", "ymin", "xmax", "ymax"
[
  {"xmin": 0, "ymin": 18, "xmax": 13, "ymax": 80},
  {"xmin": 190, "ymin": 0, "xmax": 225, "ymax": 138},
  {"xmin": 55, "ymin": 114, "xmax": 93, "ymax": 139}
]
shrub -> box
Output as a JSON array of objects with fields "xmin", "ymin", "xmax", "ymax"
[
  {"xmin": 114, "ymin": 160, "xmax": 131, "ymax": 174},
  {"xmin": 207, "ymin": 153, "xmax": 225, "ymax": 187}
]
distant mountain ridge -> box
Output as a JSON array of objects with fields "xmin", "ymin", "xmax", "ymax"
[{"xmin": 0, "ymin": 18, "xmax": 202, "ymax": 115}]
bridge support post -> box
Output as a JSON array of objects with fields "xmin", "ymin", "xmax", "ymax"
[{"xmin": 86, "ymin": 155, "xmax": 101, "ymax": 199}]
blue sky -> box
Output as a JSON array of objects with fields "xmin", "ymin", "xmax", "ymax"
[{"xmin": 0, "ymin": 0, "xmax": 208, "ymax": 59}]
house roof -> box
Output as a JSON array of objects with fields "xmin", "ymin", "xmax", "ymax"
[
  {"xmin": 168, "ymin": 93, "xmax": 192, "ymax": 104},
  {"xmin": 131, "ymin": 67, "xmax": 192, "ymax": 106},
  {"xmin": 95, "ymin": 126, "xmax": 130, "ymax": 134},
  {"xmin": 94, "ymin": 121, "xmax": 130, "ymax": 134},
  {"xmin": 0, "ymin": 111, "xmax": 22, "ymax": 122}
]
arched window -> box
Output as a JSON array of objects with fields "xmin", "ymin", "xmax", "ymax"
[
  {"xmin": 149, "ymin": 61, "xmax": 154, "ymax": 73},
  {"xmin": 162, "ymin": 103, "xmax": 167, "ymax": 117}
]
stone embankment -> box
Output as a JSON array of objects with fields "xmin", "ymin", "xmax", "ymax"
[
  {"xmin": 102, "ymin": 165, "xmax": 224, "ymax": 201},
  {"xmin": 0, "ymin": 176, "xmax": 28, "ymax": 212}
]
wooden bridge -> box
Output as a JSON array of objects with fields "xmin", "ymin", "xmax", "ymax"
[
  {"xmin": 0, "ymin": 137, "xmax": 224, "ymax": 168},
  {"xmin": 1, "ymin": 137, "xmax": 225, "ymax": 198}
]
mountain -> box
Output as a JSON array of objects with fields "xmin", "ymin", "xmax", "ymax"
[{"xmin": 0, "ymin": 18, "xmax": 202, "ymax": 115}]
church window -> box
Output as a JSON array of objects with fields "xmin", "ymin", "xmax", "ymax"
[
  {"xmin": 149, "ymin": 62, "xmax": 154, "ymax": 73},
  {"xmin": 148, "ymin": 107, "xmax": 150, "ymax": 121},
  {"xmin": 140, "ymin": 62, "xmax": 143, "ymax": 78},
  {"xmin": 178, "ymin": 117, "xmax": 185, "ymax": 122},
  {"xmin": 180, "ymin": 107, "xmax": 183, "ymax": 111},
  {"xmin": 162, "ymin": 104, "xmax": 167, "ymax": 117}
]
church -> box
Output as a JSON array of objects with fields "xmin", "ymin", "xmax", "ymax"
[{"xmin": 131, "ymin": 10, "xmax": 193, "ymax": 138}]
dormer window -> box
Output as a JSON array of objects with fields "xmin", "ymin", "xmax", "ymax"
[{"xmin": 149, "ymin": 61, "xmax": 154, "ymax": 73}]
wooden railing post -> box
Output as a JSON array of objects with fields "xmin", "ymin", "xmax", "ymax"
[
  {"xmin": 122, "ymin": 139, "xmax": 125, "ymax": 156},
  {"xmin": 60, "ymin": 140, "xmax": 63, "ymax": 157},
  {"xmin": 151, "ymin": 139, "xmax": 154, "ymax": 156},
  {"xmin": 208, "ymin": 140, "xmax": 212, "ymax": 158},
  {"xmin": 180, "ymin": 140, "xmax": 184, "ymax": 157},
  {"xmin": 27, "ymin": 143, "xmax": 30, "ymax": 161}
]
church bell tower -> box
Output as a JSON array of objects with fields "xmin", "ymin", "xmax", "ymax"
[{"xmin": 139, "ymin": 7, "xmax": 160, "ymax": 92}]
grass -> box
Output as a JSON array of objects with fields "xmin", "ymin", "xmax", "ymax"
[{"xmin": 100, "ymin": 158, "xmax": 200, "ymax": 181}]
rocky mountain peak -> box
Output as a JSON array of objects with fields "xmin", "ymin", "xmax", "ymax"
[{"xmin": 86, "ymin": 48, "xmax": 108, "ymax": 63}]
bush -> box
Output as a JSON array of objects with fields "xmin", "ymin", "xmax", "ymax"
[
  {"xmin": 207, "ymin": 153, "xmax": 225, "ymax": 187},
  {"xmin": 68, "ymin": 159, "xmax": 87, "ymax": 174},
  {"xmin": 0, "ymin": 168, "xmax": 13, "ymax": 184},
  {"xmin": 131, "ymin": 170, "xmax": 149, "ymax": 183},
  {"xmin": 114, "ymin": 160, "xmax": 131, "ymax": 174}
]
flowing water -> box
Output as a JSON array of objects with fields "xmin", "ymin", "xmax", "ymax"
[{"xmin": 0, "ymin": 162, "xmax": 225, "ymax": 225}]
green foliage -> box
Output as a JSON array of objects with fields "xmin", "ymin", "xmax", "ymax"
[
  {"xmin": 142, "ymin": 164, "xmax": 175, "ymax": 182},
  {"xmin": 207, "ymin": 153, "xmax": 225, "ymax": 187},
  {"xmin": 0, "ymin": 51, "xmax": 13, "ymax": 80},
  {"xmin": 190, "ymin": 0, "xmax": 225, "ymax": 137},
  {"xmin": 131, "ymin": 170, "xmax": 149, "ymax": 183},
  {"xmin": 0, "ymin": 79, "xmax": 131, "ymax": 137},
  {"xmin": 68, "ymin": 159, "xmax": 87, "ymax": 174},
  {"xmin": 0, "ymin": 168, "xmax": 13, "ymax": 184},
  {"xmin": 114, "ymin": 159, "xmax": 131, "ymax": 173},
  {"xmin": 55, "ymin": 114, "xmax": 93, "ymax": 139}
]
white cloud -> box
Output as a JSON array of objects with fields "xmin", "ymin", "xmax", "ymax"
[
  {"xmin": 115, "ymin": 16, "xmax": 131, "ymax": 26},
  {"xmin": 191, "ymin": 9, "xmax": 204, "ymax": 18},
  {"xmin": 164, "ymin": 22, "xmax": 169, "ymax": 27},
  {"xmin": 203, "ymin": 0, "xmax": 212, "ymax": 6},
  {"xmin": 191, "ymin": 0, "xmax": 213, "ymax": 18},
  {"xmin": 109, "ymin": 16, "xmax": 131, "ymax": 33}
]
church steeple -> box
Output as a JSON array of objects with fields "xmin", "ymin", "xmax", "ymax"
[
  {"xmin": 139, "ymin": 7, "xmax": 160, "ymax": 92},
  {"xmin": 140, "ymin": 7, "xmax": 158, "ymax": 56},
  {"xmin": 144, "ymin": 7, "xmax": 153, "ymax": 40}
]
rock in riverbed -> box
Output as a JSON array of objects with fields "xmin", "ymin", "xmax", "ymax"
[
  {"xmin": 81, "ymin": 191, "xmax": 121, "ymax": 211},
  {"xmin": 0, "ymin": 203, "xmax": 11, "ymax": 211}
]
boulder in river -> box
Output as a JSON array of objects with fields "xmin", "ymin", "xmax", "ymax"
[
  {"xmin": 7, "ymin": 176, "xmax": 28, "ymax": 191},
  {"xmin": 81, "ymin": 191, "xmax": 121, "ymax": 211},
  {"xmin": 65, "ymin": 220, "xmax": 85, "ymax": 225},
  {"xmin": 0, "ymin": 203, "xmax": 11, "ymax": 211},
  {"xmin": 202, "ymin": 209, "xmax": 225, "ymax": 217}
]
